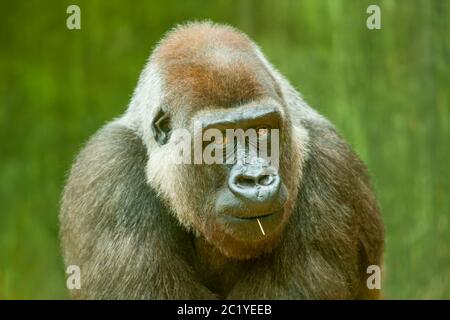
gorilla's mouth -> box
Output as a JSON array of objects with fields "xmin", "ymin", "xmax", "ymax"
[
  {"xmin": 218, "ymin": 209, "xmax": 284, "ymax": 240},
  {"xmin": 222, "ymin": 209, "xmax": 281, "ymax": 222},
  {"xmin": 235, "ymin": 212, "xmax": 275, "ymax": 220},
  {"xmin": 214, "ymin": 181, "xmax": 288, "ymax": 241}
]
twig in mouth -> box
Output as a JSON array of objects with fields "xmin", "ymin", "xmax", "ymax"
[{"xmin": 257, "ymin": 218, "xmax": 266, "ymax": 236}]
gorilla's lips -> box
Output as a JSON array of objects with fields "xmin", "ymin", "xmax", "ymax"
[
  {"xmin": 214, "ymin": 180, "xmax": 288, "ymax": 241},
  {"xmin": 235, "ymin": 212, "xmax": 275, "ymax": 220},
  {"xmin": 218, "ymin": 208, "xmax": 285, "ymax": 241}
]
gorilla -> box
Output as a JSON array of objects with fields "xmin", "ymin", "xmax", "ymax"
[{"xmin": 60, "ymin": 22, "xmax": 384, "ymax": 299}]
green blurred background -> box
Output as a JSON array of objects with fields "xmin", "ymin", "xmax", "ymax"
[{"xmin": 0, "ymin": 0, "xmax": 449, "ymax": 299}]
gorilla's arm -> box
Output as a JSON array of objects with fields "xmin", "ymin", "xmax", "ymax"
[{"xmin": 60, "ymin": 123, "xmax": 215, "ymax": 299}]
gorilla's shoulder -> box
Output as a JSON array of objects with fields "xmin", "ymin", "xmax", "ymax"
[
  {"xmin": 62, "ymin": 122, "xmax": 152, "ymax": 220},
  {"xmin": 73, "ymin": 122, "xmax": 147, "ymax": 177},
  {"xmin": 85, "ymin": 122, "xmax": 147, "ymax": 164}
]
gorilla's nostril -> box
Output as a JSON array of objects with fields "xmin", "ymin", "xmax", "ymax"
[
  {"xmin": 258, "ymin": 175, "xmax": 274, "ymax": 186},
  {"xmin": 236, "ymin": 176, "xmax": 256, "ymax": 188}
]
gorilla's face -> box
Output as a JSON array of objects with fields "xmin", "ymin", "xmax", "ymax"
[
  {"xmin": 144, "ymin": 25, "xmax": 306, "ymax": 258},
  {"xmin": 147, "ymin": 97, "xmax": 303, "ymax": 259}
]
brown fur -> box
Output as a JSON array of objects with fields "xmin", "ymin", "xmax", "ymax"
[{"xmin": 154, "ymin": 23, "xmax": 280, "ymax": 118}]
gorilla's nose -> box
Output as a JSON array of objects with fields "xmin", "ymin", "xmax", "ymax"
[{"xmin": 228, "ymin": 162, "xmax": 281, "ymax": 205}]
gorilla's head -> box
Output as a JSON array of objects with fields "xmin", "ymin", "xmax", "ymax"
[{"xmin": 127, "ymin": 22, "xmax": 309, "ymax": 259}]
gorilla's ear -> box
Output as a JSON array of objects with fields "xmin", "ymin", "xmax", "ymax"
[{"xmin": 151, "ymin": 108, "xmax": 172, "ymax": 145}]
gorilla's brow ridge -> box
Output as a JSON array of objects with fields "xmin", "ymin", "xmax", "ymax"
[{"xmin": 200, "ymin": 105, "xmax": 280, "ymax": 130}]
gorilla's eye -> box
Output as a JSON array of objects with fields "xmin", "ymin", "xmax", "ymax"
[
  {"xmin": 256, "ymin": 125, "xmax": 271, "ymax": 138},
  {"xmin": 219, "ymin": 135, "xmax": 228, "ymax": 145},
  {"xmin": 211, "ymin": 133, "xmax": 228, "ymax": 147}
]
